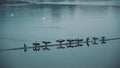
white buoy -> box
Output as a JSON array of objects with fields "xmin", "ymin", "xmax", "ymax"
[
  {"xmin": 42, "ymin": 17, "xmax": 46, "ymax": 20},
  {"xmin": 10, "ymin": 13, "xmax": 14, "ymax": 17}
]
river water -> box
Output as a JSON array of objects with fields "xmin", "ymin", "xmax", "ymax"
[{"xmin": 0, "ymin": 3, "xmax": 120, "ymax": 68}]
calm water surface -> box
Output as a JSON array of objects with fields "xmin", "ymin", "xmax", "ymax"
[{"xmin": 0, "ymin": 3, "xmax": 120, "ymax": 68}]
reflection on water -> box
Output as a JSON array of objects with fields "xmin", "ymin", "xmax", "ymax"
[{"xmin": 0, "ymin": 4, "xmax": 120, "ymax": 68}]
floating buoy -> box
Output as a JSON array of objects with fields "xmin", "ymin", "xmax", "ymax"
[
  {"xmin": 10, "ymin": 13, "xmax": 14, "ymax": 17},
  {"xmin": 42, "ymin": 17, "xmax": 46, "ymax": 20}
]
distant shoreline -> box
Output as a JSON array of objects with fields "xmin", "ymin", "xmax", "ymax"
[
  {"xmin": 0, "ymin": 1, "xmax": 120, "ymax": 7},
  {"xmin": 0, "ymin": 1, "xmax": 29, "ymax": 4}
]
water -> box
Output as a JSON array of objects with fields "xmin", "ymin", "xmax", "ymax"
[{"xmin": 0, "ymin": 3, "xmax": 120, "ymax": 68}]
